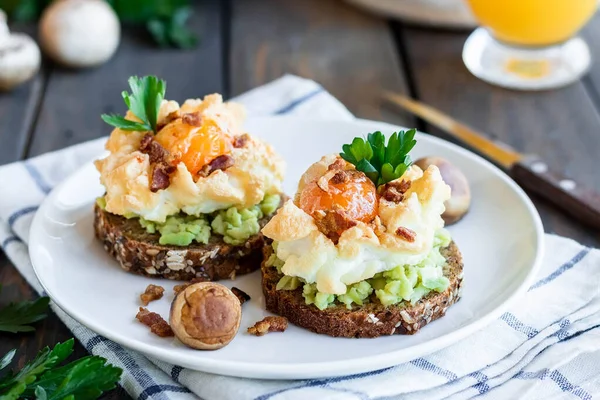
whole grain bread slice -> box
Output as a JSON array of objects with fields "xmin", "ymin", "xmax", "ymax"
[
  {"xmin": 94, "ymin": 201, "xmax": 281, "ymax": 281},
  {"xmin": 261, "ymin": 241, "xmax": 464, "ymax": 338}
]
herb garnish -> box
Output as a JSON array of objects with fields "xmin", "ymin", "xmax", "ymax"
[
  {"xmin": 0, "ymin": 285, "xmax": 49, "ymax": 333},
  {"xmin": 340, "ymin": 130, "xmax": 417, "ymax": 186},
  {"xmin": 4, "ymin": 1, "xmax": 198, "ymax": 49},
  {"xmin": 101, "ymin": 76, "xmax": 167, "ymax": 135},
  {"xmin": 0, "ymin": 339, "xmax": 122, "ymax": 399}
]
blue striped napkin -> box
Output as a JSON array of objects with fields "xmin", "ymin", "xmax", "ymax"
[{"xmin": 1, "ymin": 75, "xmax": 599, "ymax": 400}]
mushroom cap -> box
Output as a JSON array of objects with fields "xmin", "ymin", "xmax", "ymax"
[
  {"xmin": 39, "ymin": 0, "xmax": 120, "ymax": 68},
  {"xmin": 414, "ymin": 156, "xmax": 471, "ymax": 225},
  {"xmin": 170, "ymin": 282, "xmax": 241, "ymax": 350},
  {"xmin": 0, "ymin": 33, "xmax": 41, "ymax": 91},
  {"xmin": 0, "ymin": 9, "xmax": 9, "ymax": 42}
]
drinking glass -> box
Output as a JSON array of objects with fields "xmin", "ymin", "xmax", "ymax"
[{"xmin": 463, "ymin": 0, "xmax": 598, "ymax": 90}]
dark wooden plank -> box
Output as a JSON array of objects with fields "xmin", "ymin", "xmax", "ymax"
[
  {"xmin": 0, "ymin": 23, "xmax": 45, "ymax": 165},
  {"xmin": 229, "ymin": 0, "xmax": 414, "ymax": 126},
  {"xmin": 27, "ymin": 0, "xmax": 225, "ymax": 157},
  {"xmin": 580, "ymin": 13, "xmax": 600, "ymax": 108},
  {"xmin": 396, "ymin": 24, "xmax": 600, "ymax": 247}
]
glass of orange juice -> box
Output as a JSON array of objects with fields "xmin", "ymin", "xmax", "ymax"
[{"xmin": 463, "ymin": 0, "xmax": 597, "ymax": 90}]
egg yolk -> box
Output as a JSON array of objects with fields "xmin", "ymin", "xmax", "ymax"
[
  {"xmin": 155, "ymin": 119, "xmax": 231, "ymax": 176},
  {"xmin": 298, "ymin": 171, "xmax": 377, "ymax": 223}
]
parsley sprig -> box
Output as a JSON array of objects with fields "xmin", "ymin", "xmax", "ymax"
[
  {"xmin": 0, "ymin": 339, "xmax": 122, "ymax": 400},
  {"xmin": 0, "ymin": 285, "xmax": 49, "ymax": 333},
  {"xmin": 340, "ymin": 129, "xmax": 417, "ymax": 186},
  {"xmin": 101, "ymin": 76, "xmax": 167, "ymax": 134}
]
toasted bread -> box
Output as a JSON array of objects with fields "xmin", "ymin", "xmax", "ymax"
[
  {"xmin": 261, "ymin": 241, "xmax": 463, "ymax": 338},
  {"xmin": 94, "ymin": 203, "xmax": 279, "ymax": 281}
]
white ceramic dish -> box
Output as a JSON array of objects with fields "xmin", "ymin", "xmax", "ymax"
[
  {"xmin": 344, "ymin": 0, "xmax": 477, "ymax": 29},
  {"xmin": 30, "ymin": 117, "xmax": 544, "ymax": 380}
]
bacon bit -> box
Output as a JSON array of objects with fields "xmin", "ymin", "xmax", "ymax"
[
  {"xmin": 198, "ymin": 154, "xmax": 235, "ymax": 178},
  {"xmin": 233, "ymin": 134, "xmax": 250, "ymax": 148},
  {"xmin": 150, "ymin": 162, "xmax": 176, "ymax": 192},
  {"xmin": 139, "ymin": 134, "xmax": 170, "ymax": 164},
  {"xmin": 329, "ymin": 170, "xmax": 351, "ymax": 185},
  {"xmin": 231, "ymin": 287, "xmax": 251, "ymax": 305},
  {"xmin": 247, "ymin": 316, "xmax": 288, "ymax": 336},
  {"xmin": 139, "ymin": 133, "xmax": 176, "ymax": 193},
  {"xmin": 173, "ymin": 277, "xmax": 209, "ymax": 296},
  {"xmin": 140, "ymin": 284, "xmax": 165, "ymax": 306},
  {"xmin": 182, "ymin": 112, "xmax": 202, "ymax": 126},
  {"xmin": 395, "ymin": 226, "xmax": 416, "ymax": 242},
  {"xmin": 157, "ymin": 110, "xmax": 181, "ymax": 131},
  {"xmin": 314, "ymin": 209, "xmax": 357, "ymax": 244},
  {"xmin": 139, "ymin": 133, "xmax": 153, "ymax": 151},
  {"xmin": 380, "ymin": 180, "xmax": 411, "ymax": 203},
  {"xmin": 136, "ymin": 307, "xmax": 174, "ymax": 337},
  {"xmin": 327, "ymin": 158, "xmax": 346, "ymax": 171}
]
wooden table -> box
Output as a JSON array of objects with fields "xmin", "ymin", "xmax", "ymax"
[{"xmin": 1, "ymin": 1, "xmax": 598, "ymax": 398}]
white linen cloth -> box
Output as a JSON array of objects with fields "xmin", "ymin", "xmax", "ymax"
[{"xmin": 0, "ymin": 75, "xmax": 599, "ymax": 400}]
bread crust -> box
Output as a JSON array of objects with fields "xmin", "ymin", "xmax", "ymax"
[
  {"xmin": 261, "ymin": 241, "xmax": 464, "ymax": 338},
  {"xmin": 94, "ymin": 203, "xmax": 279, "ymax": 281}
]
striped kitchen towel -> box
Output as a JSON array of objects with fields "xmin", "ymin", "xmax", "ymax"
[{"xmin": 0, "ymin": 75, "xmax": 599, "ymax": 400}]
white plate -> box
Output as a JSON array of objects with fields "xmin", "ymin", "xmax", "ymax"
[{"xmin": 30, "ymin": 117, "xmax": 544, "ymax": 380}]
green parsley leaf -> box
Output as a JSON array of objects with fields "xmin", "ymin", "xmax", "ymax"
[
  {"xmin": 0, "ymin": 350, "xmax": 15, "ymax": 374},
  {"xmin": 0, "ymin": 340, "xmax": 73, "ymax": 399},
  {"xmin": 0, "ymin": 286, "xmax": 49, "ymax": 333},
  {"xmin": 101, "ymin": 76, "xmax": 167, "ymax": 135},
  {"xmin": 340, "ymin": 129, "xmax": 417, "ymax": 186},
  {"xmin": 147, "ymin": 6, "xmax": 198, "ymax": 49},
  {"xmin": 24, "ymin": 356, "xmax": 122, "ymax": 400},
  {"xmin": 34, "ymin": 386, "xmax": 47, "ymax": 400},
  {"xmin": 99, "ymin": 115, "xmax": 151, "ymax": 132},
  {"xmin": 0, "ymin": 339, "xmax": 122, "ymax": 400}
]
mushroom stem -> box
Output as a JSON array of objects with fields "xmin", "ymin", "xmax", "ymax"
[
  {"xmin": 0, "ymin": 10, "xmax": 10, "ymax": 44},
  {"xmin": 0, "ymin": 9, "xmax": 41, "ymax": 91}
]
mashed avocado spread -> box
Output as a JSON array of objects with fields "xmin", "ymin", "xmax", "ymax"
[
  {"xmin": 267, "ymin": 229, "xmax": 452, "ymax": 310},
  {"xmin": 97, "ymin": 194, "xmax": 281, "ymax": 247}
]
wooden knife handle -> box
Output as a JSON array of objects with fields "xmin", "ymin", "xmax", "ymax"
[{"xmin": 510, "ymin": 156, "xmax": 600, "ymax": 230}]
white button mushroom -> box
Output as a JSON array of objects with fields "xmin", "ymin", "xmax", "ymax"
[
  {"xmin": 39, "ymin": 0, "xmax": 120, "ymax": 68},
  {"xmin": 414, "ymin": 156, "xmax": 472, "ymax": 225},
  {"xmin": 0, "ymin": 9, "xmax": 41, "ymax": 91}
]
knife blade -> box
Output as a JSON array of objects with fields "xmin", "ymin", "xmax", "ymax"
[{"xmin": 382, "ymin": 91, "xmax": 600, "ymax": 230}]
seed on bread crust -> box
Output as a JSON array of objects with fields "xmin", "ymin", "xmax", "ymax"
[
  {"xmin": 140, "ymin": 284, "xmax": 165, "ymax": 306},
  {"xmin": 247, "ymin": 316, "xmax": 288, "ymax": 336},
  {"xmin": 260, "ymin": 242, "xmax": 463, "ymax": 338},
  {"xmin": 93, "ymin": 196, "xmax": 284, "ymax": 281}
]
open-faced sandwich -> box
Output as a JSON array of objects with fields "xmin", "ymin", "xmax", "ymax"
[
  {"xmin": 261, "ymin": 130, "xmax": 463, "ymax": 338},
  {"xmin": 94, "ymin": 76, "xmax": 285, "ymax": 281}
]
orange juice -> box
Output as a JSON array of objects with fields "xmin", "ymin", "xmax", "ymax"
[{"xmin": 467, "ymin": 0, "xmax": 597, "ymax": 46}]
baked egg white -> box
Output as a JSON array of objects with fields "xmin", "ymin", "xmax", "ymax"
[
  {"xmin": 261, "ymin": 155, "xmax": 451, "ymax": 295},
  {"xmin": 95, "ymin": 94, "xmax": 285, "ymax": 222}
]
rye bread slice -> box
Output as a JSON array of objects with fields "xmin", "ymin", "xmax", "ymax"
[
  {"xmin": 261, "ymin": 241, "xmax": 464, "ymax": 338},
  {"xmin": 94, "ymin": 201, "xmax": 281, "ymax": 281}
]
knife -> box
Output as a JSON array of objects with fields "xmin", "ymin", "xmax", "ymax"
[{"xmin": 382, "ymin": 91, "xmax": 600, "ymax": 230}]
